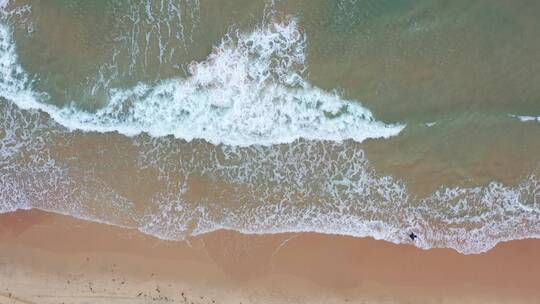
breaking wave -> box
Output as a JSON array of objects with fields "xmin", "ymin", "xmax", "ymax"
[{"xmin": 0, "ymin": 16, "xmax": 404, "ymax": 146}]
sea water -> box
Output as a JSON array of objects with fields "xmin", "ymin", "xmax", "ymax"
[{"xmin": 0, "ymin": 0, "xmax": 539, "ymax": 254}]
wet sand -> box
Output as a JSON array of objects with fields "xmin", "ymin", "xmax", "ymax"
[{"xmin": 0, "ymin": 209, "xmax": 539, "ymax": 303}]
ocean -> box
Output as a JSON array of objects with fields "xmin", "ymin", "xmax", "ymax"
[{"xmin": 0, "ymin": 0, "xmax": 539, "ymax": 254}]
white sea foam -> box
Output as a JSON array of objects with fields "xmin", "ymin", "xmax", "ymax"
[
  {"xmin": 135, "ymin": 138, "xmax": 540, "ymax": 254},
  {"xmin": 0, "ymin": 18, "xmax": 404, "ymax": 146},
  {"xmin": 0, "ymin": 98, "xmax": 137, "ymax": 225},
  {"xmin": 509, "ymin": 114, "xmax": 540, "ymax": 122}
]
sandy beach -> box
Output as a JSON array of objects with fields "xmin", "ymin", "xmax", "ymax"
[{"xmin": 0, "ymin": 209, "xmax": 538, "ymax": 304}]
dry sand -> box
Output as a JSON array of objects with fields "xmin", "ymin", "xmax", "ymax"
[{"xmin": 0, "ymin": 209, "xmax": 539, "ymax": 304}]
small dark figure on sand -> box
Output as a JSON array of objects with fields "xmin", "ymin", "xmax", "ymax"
[{"xmin": 409, "ymin": 232, "xmax": 418, "ymax": 241}]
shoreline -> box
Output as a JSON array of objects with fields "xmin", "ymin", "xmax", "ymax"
[{"xmin": 1, "ymin": 209, "xmax": 539, "ymax": 303}]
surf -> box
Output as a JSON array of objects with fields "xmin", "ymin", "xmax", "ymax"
[{"xmin": 0, "ymin": 13, "xmax": 404, "ymax": 146}]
